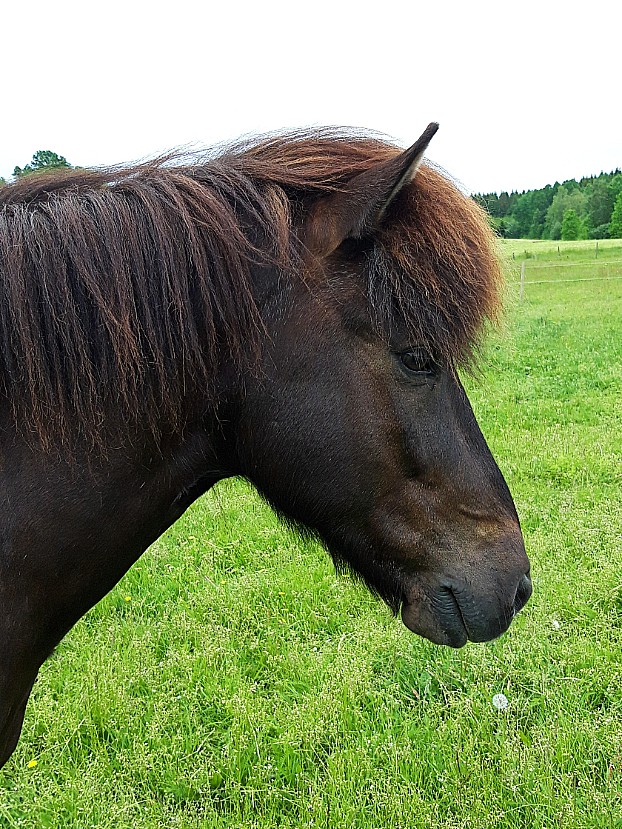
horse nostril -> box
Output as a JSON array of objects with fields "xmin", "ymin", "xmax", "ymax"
[{"xmin": 513, "ymin": 573, "xmax": 533, "ymax": 614}]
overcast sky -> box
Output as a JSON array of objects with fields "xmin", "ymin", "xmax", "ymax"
[{"xmin": 2, "ymin": 1, "xmax": 619, "ymax": 194}]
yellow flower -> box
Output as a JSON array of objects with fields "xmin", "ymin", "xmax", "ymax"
[
  {"xmin": 27, "ymin": 759, "xmax": 38, "ymax": 768},
  {"xmin": 124, "ymin": 596, "xmax": 131, "ymax": 602}
]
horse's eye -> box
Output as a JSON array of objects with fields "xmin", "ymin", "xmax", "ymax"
[{"xmin": 399, "ymin": 349, "xmax": 438, "ymax": 378}]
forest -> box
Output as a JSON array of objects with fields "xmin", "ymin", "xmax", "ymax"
[{"xmin": 474, "ymin": 169, "xmax": 622, "ymax": 240}]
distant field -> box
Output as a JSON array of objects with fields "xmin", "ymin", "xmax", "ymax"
[
  {"xmin": 1, "ymin": 241, "xmax": 621, "ymax": 828},
  {"xmin": 501, "ymin": 238, "xmax": 622, "ymax": 260},
  {"xmin": 501, "ymin": 238, "xmax": 622, "ymax": 291}
]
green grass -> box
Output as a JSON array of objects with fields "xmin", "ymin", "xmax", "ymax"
[
  {"xmin": 502, "ymin": 238, "xmax": 622, "ymax": 290},
  {"xmin": 501, "ymin": 238, "xmax": 622, "ymax": 260},
  {"xmin": 1, "ymin": 240, "xmax": 622, "ymax": 827}
]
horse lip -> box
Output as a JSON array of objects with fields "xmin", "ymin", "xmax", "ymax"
[
  {"xmin": 432, "ymin": 586, "xmax": 470, "ymax": 647},
  {"xmin": 448, "ymin": 576, "xmax": 531, "ymax": 643},
  {"xmin": 401, "ymin": 587, "xmax": 469, "ymax": 648},
  {"xmin": 401, "ymin": 573, "xmax": 530, "ymax": 647},
  {"xmin": 441, "ymin": 587, "xmax": 470, "ymax": 639}
]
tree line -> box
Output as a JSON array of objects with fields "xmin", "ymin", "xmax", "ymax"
[
  {"xmin": 3, "ymin": 151, "xmax": 622, "ymax": 239},
  {"xmin": 0, "ymin": 151, "xmax": 71, "ymax": 187},
  {"xmin": 474, "ymin": 169, "xmax": 622, "ymax": 240}
]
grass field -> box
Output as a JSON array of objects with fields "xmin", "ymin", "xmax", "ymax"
[
  {"xmin": 503, "ymin": 239, "xmax": 622, "ymax": 294},
  {"xmin": 1, "ymin": 240, "xmax": 622, "ymax": 828}
]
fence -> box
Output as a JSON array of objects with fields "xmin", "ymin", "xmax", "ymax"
[{"xmin": 516, "ymin": 257, "xmax": 622, "ymax": 300}]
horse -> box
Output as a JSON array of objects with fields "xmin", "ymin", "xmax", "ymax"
[{"xmin": 0, "ymin": 123, "xmax": 531, "ymax": 769}]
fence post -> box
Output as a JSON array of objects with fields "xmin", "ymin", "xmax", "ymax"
[{"xmin": 519, "ymin": 260, "xmax": 525, "ymax": 301}]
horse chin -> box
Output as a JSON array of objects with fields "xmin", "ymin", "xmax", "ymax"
[{"xmin": 401, "ymin": 595, "xmax": 468, "ymax": 648}]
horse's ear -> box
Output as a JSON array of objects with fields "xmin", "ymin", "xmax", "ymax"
[{"xmin": 304, "ymin": 122, "xmax": 439, "ymax": 258}]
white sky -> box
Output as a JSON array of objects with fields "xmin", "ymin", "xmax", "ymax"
[{"xmin": 1, "ymin": 0, "xmax": 620, "ymax": 194}]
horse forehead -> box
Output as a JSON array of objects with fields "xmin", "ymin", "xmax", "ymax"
[{"xmin": 294, "ymin": 256, "xmax": 403, "ymax": 345}]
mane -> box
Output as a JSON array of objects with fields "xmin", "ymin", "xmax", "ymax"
[{"xmin": 0, "ymin": 130, "xmax": 501, "ymax": 449}]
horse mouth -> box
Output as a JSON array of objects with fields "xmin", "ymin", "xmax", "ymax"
[
  {"xmin": 401, "ymin": 587, "xmax": 468, "ymax": 648},
  {"xmin": 401, "ymin": 572, "xmax": 532, "ymax": 648}
]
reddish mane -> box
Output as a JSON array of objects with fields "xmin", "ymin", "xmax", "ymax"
[{"xmin": 0, "ymin": 131, "xmax": 501, "ymax": 448}]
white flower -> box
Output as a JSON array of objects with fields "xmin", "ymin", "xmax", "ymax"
[{"xmin": 492, "ymin": 693, "xmax": 509, "ymax": 710}]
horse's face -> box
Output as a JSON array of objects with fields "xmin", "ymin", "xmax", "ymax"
[
  {"xmin": 234, "ymin": 126, "xmax": 531, "ymax": 647},
  {"xmin": 236, "ymin": 275, "xmax": 530, "ymax": 647}
]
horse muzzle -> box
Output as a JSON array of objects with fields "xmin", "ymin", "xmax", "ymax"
[{"xmin": 401, "ymin": 569, "xmax": 532, "ymax": 648}]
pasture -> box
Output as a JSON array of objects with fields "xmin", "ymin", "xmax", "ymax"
[{"xmin": 1, "ymin": 239, "xmax": 621, "ymax": 828}]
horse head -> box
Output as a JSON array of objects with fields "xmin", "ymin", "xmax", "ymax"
[{"xmin": 231, "ymin": 124, "xmax": 531, "ymax": 646}]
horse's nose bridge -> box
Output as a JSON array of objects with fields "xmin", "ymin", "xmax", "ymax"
[
  {"xmin": 441, "ymin": 378, "xmax": 520, "ymax": 518},
  {"xmin": 430, "ymin": 448, "xmax": 528, "ymax": 576},
  {"xmin": 453, "ymin": 480, "xmax": 525, "ymax": 570},
  {"xmin": 454, "ymin": 504, "xmax": 521, "ymax": 542},
  {"xmin": 446, "ymin": 424, "xmax": 520, "ymax": 521}
]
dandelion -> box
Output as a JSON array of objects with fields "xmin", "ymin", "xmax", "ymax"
[
  {"xmin": 492, "ymin": 693, "xmax": 509, "ymax": 710},
  {"xmin": 27, "ymin": 759, "xmax": 38, "ymax": 768},
  {"xmin": 124, "ymin": 596, "xmax": 131, "ymax": 602},
  {"xmin": 551, "ymin": 619, "xmax": 561, "ymax": 630}
]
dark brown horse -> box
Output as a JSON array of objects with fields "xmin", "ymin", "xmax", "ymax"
[{"xmin": 0, "ymin": 124, "xmax": 531, "ymax": 768}]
